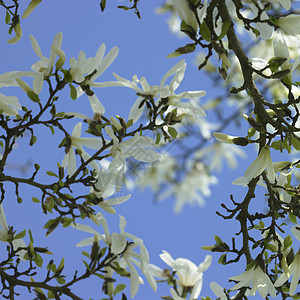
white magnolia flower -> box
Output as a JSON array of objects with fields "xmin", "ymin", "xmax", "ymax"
[
  {"xmin": 0, "ymin": 93, "xmax": 21, "ymax": 116},
  {"xmin": 196, "ymin": 143, "xmax": 246, "ymax": 173},
  {"xmin": 72, "ymin": 214, "xmax": 156, "ymax": 297},
  {"xmin": 277, "ymin": 15, "xmax": 300, "ymax": 36},
  {"xmin": 71, "ymin": 44, "xmax": 118, "ymax": 85},
  {"xmin": 95, "ymin": 59, "xmax": 206, "ymax": 123},
  {"xmin": 233, "ymin": 146, "xmax": 275, "ymax": 186},
  {"xmin": 157, "ymin": 60, "xmax": 206, "ymax": 108},
  {"xmin": 29, "ymin": 33, "xmax": 64, "ymax": 94},
  {"xmin": 75, "ymin": 45, "xmax": 119, "ymax": 113},
  {"xmin": 274, "ymin": 251, "xmax": 300, "ymax": 295},
  {"xmin": 105, "ymin": 126, "xmax": 160, "ymax": 188},
  {"xmin": 90, "ymin": 166, "xmax": 131, "ymax": 214},
  {"xmin": 159, "ymin": 161, "xmax": 217, "ymax": 212},
  {"xmin": 229, "ymin": 265, "xmax": 276, "ymax": 298},
  {"xmin": 160, "ymin": 250, "xmax": 212, "ymax": 299},
  {"xmin": 0, "ymin": 205, "xmax": 26, "ymax": 260},
  {"xmin": 61, "ymin": 122, "xmax": 103, "ymax": 177}
]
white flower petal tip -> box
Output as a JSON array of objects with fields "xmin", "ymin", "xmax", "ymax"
[
  {"xmin": 232, "ymin": 146, "xmax": 275, "ymax": 186},
  {"xmin": 160, "ymin": 250, "xmax": 211, "ymax": 298}
]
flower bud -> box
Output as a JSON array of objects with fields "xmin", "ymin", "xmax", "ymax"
[{"xmin": 22, "ymin": 0, "xmax": 42, "ymax": 19}]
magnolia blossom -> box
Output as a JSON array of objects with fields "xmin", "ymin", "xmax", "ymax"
[
  {"xmin": 72, "ymin": 213, "xmax": 157, "ymax": 297},
  {"xmin": 22, "ymin": 0, "xmax": 42, "ymax": 18},
  {"xmin": 213, "ymin": 132, "xmax": 238, "ymax": 144},
  {"xmin": 157, "ymin": 60, "xmax": 206, "ymax": 108},
  {"xmin": 0, "ymin": 93, "xmax": 21, "ymax": 116},
  {"xmin": 61, "ymin": 122, "xmax": 103, "ymax": 176},
  {"xmin": 229, "ymin": 265, "xmax": 276, "ymax": 298},
  {"xmin": 274, "ymin": 251, "xmax": 300, "ymax": 295},
  {"xmin": 160, "ymin": 250, "xmax": 212, "ymax": 300},
  {"xmin": 105, "ymin": 126, "xmax": 160, "ymax": 189},
  {"xmin": 277, "ymin": 15, "xmax": 300, "ymax": 36},
  {"xmin": 233, "ymin": 146, "xmax": 275, "ymax": 186},
  {"xmin": 94, "ymin": 59, "xmax": 206, "ymax": 123},
  {"xmin": 29, "ymin": 33, "xmax": 65, "ymax": 94},
  {"xmin": 0, "ymin": 205, "xmax": 26, "ymax": 260},
  {"xmin": 196, "ymin": 143, "xmax": 246, "ymax": 173},
  {"xmin": 75, "ymin": 45, "xmax": 119, "ymax": 112},
  {"xmin": 89, "ymin": 166, "xmax": 131, "ymax": 214}
]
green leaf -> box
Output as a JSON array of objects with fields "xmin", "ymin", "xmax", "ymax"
[
  {"xmin": 62, "ymin": 218, "xmax": 72, "ymax": 228},
  {"xmin": 27, "ymin": 90, "xmax": 40, "ymax": 102},
  {"xmin": 28, "ymin": 229, "xmax": 34, "ymax": 243},
  {"xmin": 15, "ymin": 229, "xmax": 26, "ymax": 239},
  {"xmin": 56, "ymin": 277, "xmax": 65, "ymax": 285},
  {"xmin": 126, "ymin": 119, "xmax": 133, "ymax": 128},
  {"xmin": 44, "ymin": 219, "xmax": 58, "ymax": 229},
  {"xmin": 214, "ymin": 235, "xmax": 223, "ymax": 246},
  {"xmin": 218, "ymin": 20, "xmax": 231, "ymax": 40},
  {"xmin": 291, "ymin": 136, "xmax": 300, "ymax": 150},
  {"xmin": 265, "ymin": 243, "xmax": 277, "ymax": 252},
  {"xmin": 283, "ymin": 235, "xmax": 293, "ymax": 251},
  {"xmin": 168, "ymin": 127, "xmax": 177, "ymax": 139},
  {"xmin": 155, "ymin": 132, "xmax": 160, "ymax": 145},
  {"xmin": 62, "ymin": 69, "xmax": 72, "ymax": 82},
  {"xmin": 46, "ymin": 171, "xmax": 58, "ymax": 178},
  {"xmin": 34, "ymin": 253, "xmax": 43, "ymax": 268},
  {"xmin": 49, "ymin": 126, "xmax": 55, "ymax": 135},
  {"xmin": 289, "ymin": 212, "xmax": 297, "ymax": 224},
  {"xmin": 29, "ymin": 135, "xmax": 37, "ymax": 146},
  {"xmin": 83, "ymin": 260, "xmax": 89, "ymax": 270},
  {"xmin": 218, "ymin": 253, "xmax": 226, "ymax": 265},
  {"xmin": 114, "ymin": 284, "xmax": 126, "ymax": 295},
  {"xmin": 69, "ymin": 84, "xmax": 77, "ymax": 100},
  {"xmin": 271, "ymin": 140, "xmax": 283, "ymax": 152},
  {"xmin": 200, "ymin": 21, "xmax": 211, "ymax": 42},
  {"xmin": 5, "ymin": 11, "xmax": 10, "ymax": 24},
  {"xmin": 82, "ymin": 251, "xmax": 90, "ymax": 258},
  {"xmin": 48, "ymin": 291, "xmax": 55, "ymax": 299}
]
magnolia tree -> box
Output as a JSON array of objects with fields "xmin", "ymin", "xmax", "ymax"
[{"xmin": 0, "ymin": 0, "xmax": 300, "ymax": 299}]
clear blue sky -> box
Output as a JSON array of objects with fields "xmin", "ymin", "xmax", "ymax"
[{"xmin": 0, "ymin": 1, "xmax": 296, "ymax": 299}]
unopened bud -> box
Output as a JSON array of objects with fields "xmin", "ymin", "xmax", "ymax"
[
  {"xmin": 213, "ymin": 132, "xmax": 236, "ymax": 144},
  {"xmin": 7, "ymin": 20, "xmax": 22, "ymax": 44},
  {"xmin": 232, "ymin": 137, "xmax": 249, "ymax": 146},
  {"xmin": 22, "ymin": 0, "xmax": 42, "ymax": 19},
  {"xmin": 110, "ymin": 116, "xmax": 122, "ymax": 131}
]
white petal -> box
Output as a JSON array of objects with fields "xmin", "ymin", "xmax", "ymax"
[
  {"xmin": 111, "ymin": 232, "xmax": 127, "ymax": 254},
  {"xmin": 91, "ymin": 46, "xmax": 119, "ymax": 80},
  {"xmin": 291, "ymin": 225, "xmax": 300, "ymax": 241},
  {"xmin": 89, "ymin": 94, "xmax": 105, "ymax": 114},
  {"xmin": 76, "ymin": 237, "xmax": 95, "ymax": 247},
  {"xmin": 30, "ymin": 35, "xmax": 43, "ymax": 59},
  {"xmin": 160, "ymin": 59, "xmax": 186, "ymax": 87},
  {"xmin": 33, "ymin": 71, "xmax": 44, "ymax": 94},
  {"xmin": 160, "ymin": 250, "xmax": 175, "ymax": 268}
]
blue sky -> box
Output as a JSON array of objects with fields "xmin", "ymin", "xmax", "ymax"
[{"xmin": 0, "ymin": 1, "xmax": 297, "ymax": 299}]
